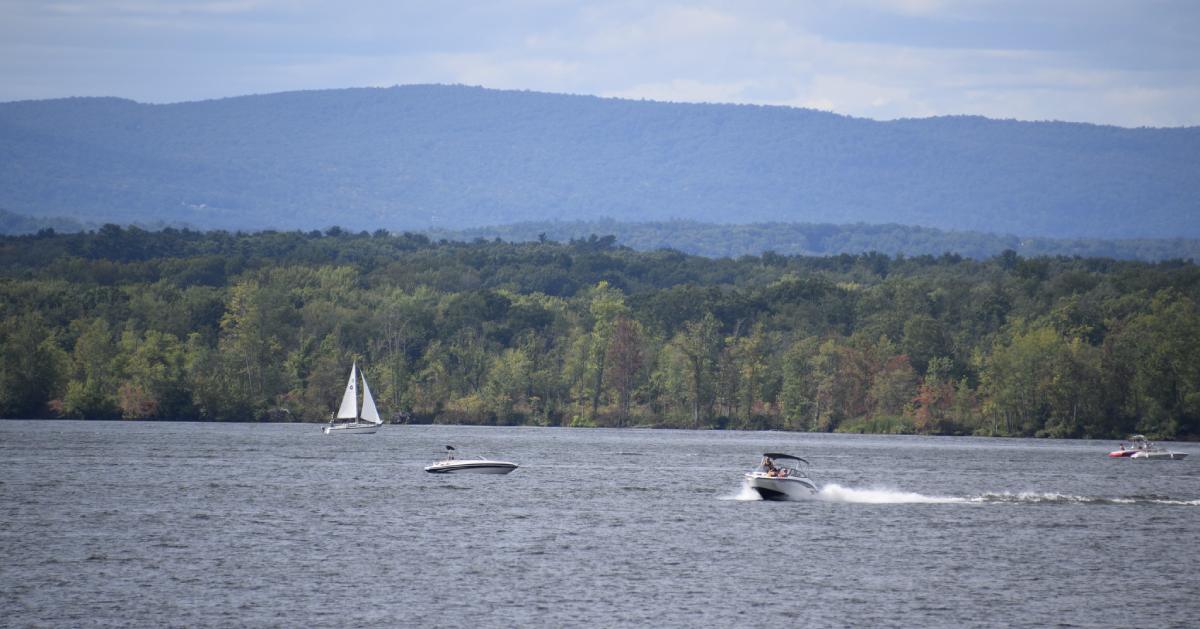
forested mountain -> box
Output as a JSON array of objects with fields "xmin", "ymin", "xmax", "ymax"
[
  {"xmin": 2, "ymin": 85, "xmax": 1197, "ymax": 238},
  {"xmin": 3, "ymin": 225, "xmax": 1199, "ymax": 440}
]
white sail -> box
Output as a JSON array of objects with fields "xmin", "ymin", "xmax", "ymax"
[
  {"xmin": 336, "ymin": 363, "xmax": 359, "ymax": 419},
  {"xmin": 360, "ymin": 370, "xmax": 381, "ymax": 425}
]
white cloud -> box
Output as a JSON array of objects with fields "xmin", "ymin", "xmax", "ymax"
[
  {"xmin": 845, "ymin": 0, "xmax": 957, "ymax": 17},
  {"xmin": 1, "ymin": 1, "xmax": 1196, "ymax": 126},
  {"xmin": 792, "ymin": 75, "xmax": 933, "ymax": 119},
  {"xmin": 581, "ymin": 5, "xmax": 743, "ymax": 53}
]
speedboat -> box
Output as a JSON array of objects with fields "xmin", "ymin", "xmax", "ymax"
[
  {"xmin": 744, "ymin": 453, "xmax": 819, "ymax": 501},
  {"xmin": 1108, "ymin": 435, "xmax": 1151, "ymax": 457},
  {"xmin": 1110, "ymin": 435, "xmax": 1188, "ymax": 460},
  {"xmin": 424, "ymin": 446, "xmax": 518, "ymax": 474}
]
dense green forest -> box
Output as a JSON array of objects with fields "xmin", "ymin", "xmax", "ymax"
[
  {"xmin": 3, "ymin": 85, "xmax": 1198, "ymax": 238},
  {"xmin": 2, "ymin": 225, "xmax": 1199, "ymax": 440}
]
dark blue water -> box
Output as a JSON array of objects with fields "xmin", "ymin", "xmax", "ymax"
[{"xmin": 2, "ymin": 422, "xmax": 1197, "ymax": 628}]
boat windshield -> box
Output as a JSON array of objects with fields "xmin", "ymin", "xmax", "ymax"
[
  {"xmin": 1128, "ymin": 436, "xmax": 1151, "ymax": 448},
  {"xmin": 755, "ymin": 456, "xmax": 811, "ymax": 478}
]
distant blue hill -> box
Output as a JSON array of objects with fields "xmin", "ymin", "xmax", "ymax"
[{"xmin": 1, "ymin": 84, "xmax": 1197, "ymax": 238}]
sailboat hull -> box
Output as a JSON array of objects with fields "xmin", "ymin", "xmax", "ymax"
[{"xmin": 323, "ymin": 422, "xmax": 379, "ymax": 435}]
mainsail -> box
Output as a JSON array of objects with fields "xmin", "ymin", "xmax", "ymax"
[{"xmin": 337, "ymin": 363, "xmax": 359, "ymax": 419}]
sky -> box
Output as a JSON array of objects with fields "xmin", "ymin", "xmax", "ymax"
[{"xmin": 1, "ymin": 0, "xmax": 1198, "ymax": 127}]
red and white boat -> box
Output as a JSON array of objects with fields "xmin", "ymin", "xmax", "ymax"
[
  {"xmin": 1107, "ymin": 435, "xmax": 1189, "ymax": 459},
  {"xmin": 1108, "ymin": 435, "xmax": 1150, "ymax": 457}
]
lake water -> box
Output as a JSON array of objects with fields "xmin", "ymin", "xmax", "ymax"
[{"xmin": 2, "ymin": 421, "xmax": 1198, "ymax": 628}]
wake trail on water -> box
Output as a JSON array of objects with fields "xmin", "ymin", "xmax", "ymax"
[
  {"xmin": 817, "ymin": 483, "xmax": 962, "ymax": 504},
  {"xmin": 718, "ymin": 482, "xmax": 957, "ymax": 503},
  {"xmin": 720, "ymin": 483, "xmax": 766, "ymax": 501},
  {"xmin": 721, "ymin": 482, "xmax": 1200, "ymax": 506},
  {"xmin": 966, "ymin": 492, "xmax": 1200, "ymax": 506}
]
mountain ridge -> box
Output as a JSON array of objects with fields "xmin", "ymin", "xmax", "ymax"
[{"xmin": 2, "ymin": 84, "xmax": 1197, "ymax": 238}]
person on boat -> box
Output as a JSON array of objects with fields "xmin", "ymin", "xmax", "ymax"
[{"xmin": 761, "ymin": 456, "xmax": 775, "ymax": 473}]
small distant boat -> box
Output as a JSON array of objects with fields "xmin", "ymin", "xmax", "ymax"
[
  {"xmin": 424, "ymin": 446, "xmax": 518, "ymax": 474},
  {"xmin": 323, "ymin": 362, "xmax": 383, "ymax": 435},
  {"xmin": 744, "ymin": 453, "xmax": 819, "ymax": 501}
]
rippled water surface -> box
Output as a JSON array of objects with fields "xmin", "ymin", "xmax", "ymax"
[{"xmin": 3, "ymin": 421, "xmax": 1198, "ymax": 627}]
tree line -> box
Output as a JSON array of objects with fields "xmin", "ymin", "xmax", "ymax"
[
  {"xmin": 1, "ymin": 225, "xmax": 1198, "ymax": 440},
  {"xmin": 433, "ymin": 219, "xmax": 1200, "ymax": 262},
  {"xmin": 11, "ymin": 209, "xmax": 1200, "ymax": 262}
]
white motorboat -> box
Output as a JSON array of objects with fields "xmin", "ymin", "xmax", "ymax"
[
  {"xmin": 744, "ymin": 453, "xmax": 819, "ymax": 501},
  {"xmin": 424, "ymin": 446, "xmax": 518, "ymax": 474},
  {"xmin": 1130, "ymin": 448, "xmax": 1188, "ymax": 460},
  {"xmin": 323, "ymin": 362, "xmax": 383, "ymax": 435}
]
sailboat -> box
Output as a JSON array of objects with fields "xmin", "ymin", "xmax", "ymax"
[{"xmin": 323, "ymin": 362, "xmax": 383, "ymax": 435}]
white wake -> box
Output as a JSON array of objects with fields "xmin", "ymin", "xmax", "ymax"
[
  {"xmin": 815, "ymin": 483, "xmax": 963, "ymax": 504},
  {"xmin": 721, "ymin": 482, "xmax": 1200, "ymax": 506},
  {"xmin": 720, "ymin": 482, "xmax": 766, "ymax": 501}
]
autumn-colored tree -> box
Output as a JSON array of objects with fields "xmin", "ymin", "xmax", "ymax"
[
  {"xmin": 605, "ymin": 315, "xmax": 645, "ymax": 426},
  {"xmin": 869, "ymin": 354, "xmax": 917, "ymax": 417},
  {"xmin": 584, "ymin": 281, "xmax": 629, "ymax": 420}
]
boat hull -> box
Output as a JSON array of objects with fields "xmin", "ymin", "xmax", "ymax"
[
  {"xmin": 745, "ymin": 473, "xmax": 818, "ymax": 501},
  {"xmin": 323, "ymin": 422, "xmax": 379, "ymax": 435},
  {"xmin": 1130, "ymin": 451, "xmax": 1188, "ymax": 460},
  {"xmin": 424, "ymin": 460, "xmax": 518, "ymax": 474}
]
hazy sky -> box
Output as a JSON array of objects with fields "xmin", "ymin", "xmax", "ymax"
[{"xmin": 2, "ymin": 0, "xmax": 1197, "ymax": 127}]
